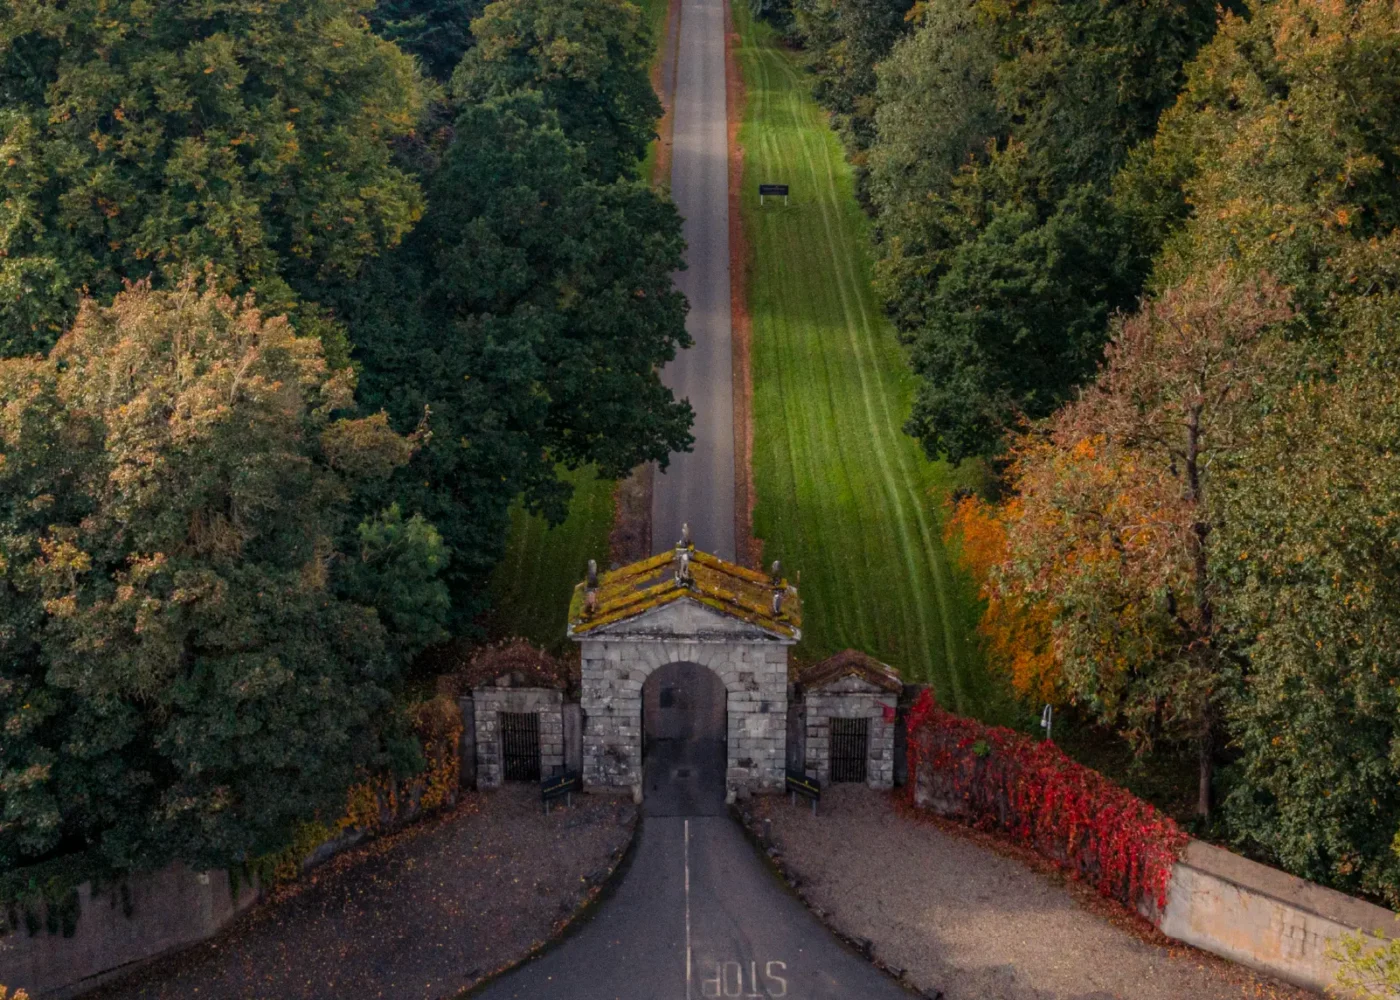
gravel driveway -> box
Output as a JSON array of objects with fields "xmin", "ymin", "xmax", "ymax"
[
  {"xmin": 753, "ymin": 786, "xmax": 1314, "ymax": 1000},
  {"xmin": 91, "ymin": 788, "xmax": 636, "ymax": 1000}
]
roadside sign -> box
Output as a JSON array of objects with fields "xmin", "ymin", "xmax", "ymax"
[
  {"xmin": 542, "ymin": 772, "xmax": 580, "ymax": 813},
  {"xmin": 785, "ymin": 769, "xmax": 820, "ymax": 814},
  {"xmin": 759, "ymin": 183, "xmax": 790, "ymax": 206}
]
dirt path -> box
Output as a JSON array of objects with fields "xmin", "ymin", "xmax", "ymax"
[
  {"xmin": 90, "ymin": 789, "xmax": 635, "ymax": 1000},
  {"xmin": 755, "ymin": 786, "xmax": 1315, "ymax": 1000}
]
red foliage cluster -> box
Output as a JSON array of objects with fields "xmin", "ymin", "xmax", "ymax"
[{"xmin": 906, "ymin": 691, "xmax": 1187, "ymax": 910}]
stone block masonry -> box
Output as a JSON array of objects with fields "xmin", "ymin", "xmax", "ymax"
[
  {"xmin": 803, "ymin": 675, "xmax": 896, "ymax": 790},
  {"xmin": 472, "ymin": 687, "xmax": 564, "ymax": 789},
  {"xmin": 576, "ymin": 601, "xmax": 794, "ymax": 795}
]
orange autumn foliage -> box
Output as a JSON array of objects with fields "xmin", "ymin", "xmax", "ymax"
[{"xmin": 947, "ymin": 494, "xmax": 1061, "ymax": 702}]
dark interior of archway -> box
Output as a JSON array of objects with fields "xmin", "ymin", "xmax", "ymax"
[{"xmin": 641, "ymin": 661, "xmax": 727, "ymax": 817}]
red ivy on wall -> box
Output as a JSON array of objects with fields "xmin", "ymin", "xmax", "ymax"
[{"xmin": 905, "ymin": 691, "xmax": 1186, "ymax": 910}]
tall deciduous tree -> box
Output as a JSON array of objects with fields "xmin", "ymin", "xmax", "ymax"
[
  {"xmin": 452, "ymin": 0, "xmax": 661, "ymax": 183},
  {"xmin": 961, "ymin": 272, "xmax": 1290, "ymax": 817},
  {"xmin": 0, "ymin": 0, "xmax": 425, "ymax": 357},
  {"xmin": 0, "ymin": 277, "xmax": 446, "ymax": 874},
  {"xmin": 330, "ymin": 93, "xmax": 692, "ymax": 626},
  {"xmin": 868, "ymin": 0, "xmax": 1221, "ymax": 462}
]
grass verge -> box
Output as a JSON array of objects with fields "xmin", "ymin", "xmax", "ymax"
[
  {"xmin": 734, "ymin": 8, "xmax": 1008, "ymax": 719},
  {"xmin": 486, "ymin": 466, "xmax": 614, "ymax": 650}
]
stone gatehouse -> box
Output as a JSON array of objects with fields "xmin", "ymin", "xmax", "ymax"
[{"xmin": 568, "ymin": 541, "xmax": 801, "ymax": 796}]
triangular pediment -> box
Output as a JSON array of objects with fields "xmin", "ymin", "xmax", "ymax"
[{"xmin": 585, "ymin": 596, "xmax": 790, "ymax": 642}]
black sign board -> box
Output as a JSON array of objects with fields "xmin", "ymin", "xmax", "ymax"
[
  {"xmin": 758, "ymin": 184, "xmax": 790, "ymax": 197},
  {"xmin": 785, "ymin": 770, "xmax": 820, "ymax": 801},
  {"xmin": 542, "ymin": 772, "xmax": 580, "ymax": 812}
]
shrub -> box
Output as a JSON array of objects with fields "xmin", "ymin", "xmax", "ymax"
[{"xmin": 906, "ymin": 690, "xmax": 1187, "ymax": 909}]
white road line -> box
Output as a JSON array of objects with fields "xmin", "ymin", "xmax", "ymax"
[{"xmin": 685, "ymin": 818, "xmax": 693, "ymax": 1000}]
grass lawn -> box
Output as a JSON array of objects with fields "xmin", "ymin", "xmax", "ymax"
[
  {"xmin": 735, "ymin": 9, "xmax": 1008, "ymax": 719},
  {"xmin": 486, "ymin": 467, "xmax": 614, "ymax": 650}
]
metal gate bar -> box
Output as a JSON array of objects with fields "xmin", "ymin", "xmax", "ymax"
[
  {"xmin": 501, "ymin": 711, "xmax": 541, "ymax": 782},
  {"xmin": 830, "ymin": 717, "xmax": 868, "ymax": 783}
]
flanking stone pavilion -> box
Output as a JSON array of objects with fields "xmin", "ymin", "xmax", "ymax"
[
  {"xmin": 798, "ymin": 650, "xmax": 902, "ymax": 789},
  {"xmin": 568, "ymin": 539, "xmax": 801, "ymax": 797}
]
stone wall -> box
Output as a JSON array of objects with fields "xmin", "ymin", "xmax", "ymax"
[
  {"xmin": 576, "ymin": 599, "xmax": 793, "ymax": 795},
  {"xmin": 471, "ymin": 687, "xmax": 564, "ymax": 789},
  {"xmin": 1141, "ymin": 839, "xmax": 1396, "ymax": 994},
  {"xmin": 0, "ymin": 864, "xmax": 259, "ymax": 999},
  {"xmin": 803, "ymin": 676, "xmax": 896, "ymax": 789}
]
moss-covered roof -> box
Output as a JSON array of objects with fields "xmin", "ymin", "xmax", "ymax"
[
  {"xmin": 799, "ymin": 649, "xmax": 902, "ymax": 693},
  {"xmin": 568, "ymin": 546, "xmax": 801, "ymax": 639}
]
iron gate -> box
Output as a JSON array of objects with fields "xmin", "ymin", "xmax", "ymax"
[
  {"xmin": 501, "ymin": 711, "xmax": 541, "ymax": 782},
  {"xmin": 830, "ymin": 717, "xmax": 869, "ymax": 783}
]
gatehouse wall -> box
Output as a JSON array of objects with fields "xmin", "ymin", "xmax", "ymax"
[{"xmin": 577, "ymin": 602, "xmax": 793, "ymax": 795}]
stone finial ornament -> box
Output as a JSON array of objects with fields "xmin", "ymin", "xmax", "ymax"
[
  {"xmin": 679, "ymin": 522, "xmax": 692, "ymax": 548},
  {"xmin": 586, "ymin": 558, "xmax": 599, "ymax": 589},
  {"xmin": 584, "ymin": 589, "xmax": 598, "ymax": 616},
  {"xmin": 771, "ymin": 590, "xmax": 784, "ymax": 615},
  {"xmin": 676, "ymin": 549, "xmax": 692, "ymax": 585},
  {"xmin": 770, "ymin": 559, "xmax": 782, "ymax": 583}
]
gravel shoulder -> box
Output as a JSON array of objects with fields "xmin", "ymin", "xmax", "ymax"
[
  {"xmin": 752, "ymin": 786, "xmax": 1314, "ymax": 1000},
  {"xmin": 91, "ymin": 788, "xmax": 636, "ymax": 1000}
]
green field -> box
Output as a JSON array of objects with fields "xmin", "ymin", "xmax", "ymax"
[
  {"xmin": 736, "ymin": 9, "xmax": 999, "ymax": 716},
  {"xmin": 486, "ymin": 466, "xmax": 614, "ymax": 649}
]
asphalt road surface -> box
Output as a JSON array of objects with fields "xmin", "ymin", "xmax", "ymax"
[
  {"xmin": 473, "ymin": 776, "xmax": 913, "ymax": 1000},
  {"xmin": 653, "ymin": 0, "xmax": 736, "ymax": 560}
]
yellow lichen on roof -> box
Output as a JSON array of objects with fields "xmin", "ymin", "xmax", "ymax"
[{"xmin": 568, "ymin": 546, "xmax": 801, "ymax": 638}]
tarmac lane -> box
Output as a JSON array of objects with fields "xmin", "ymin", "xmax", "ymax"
[
  {"xmin": 653, "ymin": 0, "xmax": 736, "ymax": 560},
  {"xmin": 472, "ymin": 777, "xmax": 912, "ymax": 1000}
]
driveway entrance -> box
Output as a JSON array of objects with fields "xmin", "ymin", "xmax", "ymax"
[{"xmin": 643, "ymin": 662, "xmax": 727, "ymax": 816}]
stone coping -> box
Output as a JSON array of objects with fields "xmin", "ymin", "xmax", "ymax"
[{"xmin": 1181, "ymin": 839, "xmax": 1397, "ymax": 938}]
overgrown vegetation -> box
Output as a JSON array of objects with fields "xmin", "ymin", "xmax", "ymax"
[
  {"xmin": 0, "ymin": 0, "xmax": 690, "ymax": 887},
  {"xmin": 763, "ymin": 0, "xmax": 1400, "ymax": 905}
]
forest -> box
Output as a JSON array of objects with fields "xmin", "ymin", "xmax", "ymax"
[
  {"xmin": 766, "ymin": 0, "xmax": 1400, "ymax": 905},
  {"xmin": 0, "ymin": 0, "xmax": 689, "ymax": 880}
]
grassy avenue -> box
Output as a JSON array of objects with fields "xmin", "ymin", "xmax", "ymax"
[{"xmin": 490, "ymin": 1, "xmax": 1003, "ymax": 721}]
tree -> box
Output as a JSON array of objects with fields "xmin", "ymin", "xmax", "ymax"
[
  {"xmin": 452, "ymin": 0, "xmax": 661, "ymax": 182},
  {"xmin": 330, "ymin": 93, "xmax": 692, "ymax": 625},
  {"xmin": 1219, "ymin": 282, "xmax": 1400, "ymax": 903},
  {"xmin": 371, "ymin": 0, "xmax": 486, "ymax": 81},
  {"xmin": 0, "ymin": 277, "xmax": 446, "ymax": 874},
  {"xmin": 964, "ymin": 271, "xmax": 1290, "ymax": 817},
  {"xmin": 867, "ymin": 0, "xmax": 1221, "ymax": 462},
  {"xmin": 0, "ymin": 0, "xmax": 425, "ymax": 357},
  {"xmin": 786, "ymin": 0, "xmax": 915, "ymax": 155}
]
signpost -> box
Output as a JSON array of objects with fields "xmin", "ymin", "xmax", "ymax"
[
  {"xmin": 785, "ymin": 769, "xmax": 820, "ymax": 815},
  {"xmin": 542, "ymin": 772, "xmax": 580, "ymax": 813},
  {"xmin": 759, "ymin": 183, "xmax": 789, "ymax": 206}
]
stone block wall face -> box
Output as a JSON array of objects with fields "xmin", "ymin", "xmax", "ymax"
[
  {"xmin": 578, "ymin": 637, "xmax": 790, "ymax": 794},
  {"xmin": 804, "ymin": 678, "xmax": 896, "ymax": 789},
  {"xmin": 471, "ymin": 687, "xmax": 564, "ymax": 789}
]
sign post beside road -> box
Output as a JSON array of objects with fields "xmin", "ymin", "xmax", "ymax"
[{"xmin": 759, "ymin": 183, "xmax": 789, "ymax": 206}]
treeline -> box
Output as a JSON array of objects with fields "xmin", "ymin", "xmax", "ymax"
[
  {"xmin": 0, "ymin": 0, "xmax": 686, "ymax": 879},
  {"xmin": 770, "ymin": 0, "xmax": 1400, "ymax": 904}
]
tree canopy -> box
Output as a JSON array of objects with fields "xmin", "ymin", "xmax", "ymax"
[
  {"xmin": 0, "ymin": 0, "xmax": 426, "ymax": 357},
  {"xmin": 452, "ymin": 0, "xmax": 662, "ymax": 182},
  {"xmin": 0, "ymin": 278, "xmax": 445, "ymax": 874}
]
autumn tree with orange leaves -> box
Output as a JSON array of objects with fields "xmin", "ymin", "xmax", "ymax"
[{"xmin": 951, "ymin": 270, "xmax": 1291, "ymax": 818}]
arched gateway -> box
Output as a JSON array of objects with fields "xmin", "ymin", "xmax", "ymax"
[{"xmin": 568, "ymin": 541, "xmax": 801, "ymax": 797}]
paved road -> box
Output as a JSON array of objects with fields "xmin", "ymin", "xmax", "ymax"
[
  {"xmin": 654, "ymin": 0, "xmax": 736, "ymax": 560},
  {"xmin": 473, "ymin": 774, "xmax": 913, "ymax": 1000}
]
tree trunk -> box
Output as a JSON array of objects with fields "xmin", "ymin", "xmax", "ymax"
[{"xmin": 1197, "ymin": 719, "xmax": 1213, "ymax": 819}]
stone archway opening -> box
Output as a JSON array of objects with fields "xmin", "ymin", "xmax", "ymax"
[{"xmin": 642, "ymin": 661, "xmax": 728, "ymax": 816}]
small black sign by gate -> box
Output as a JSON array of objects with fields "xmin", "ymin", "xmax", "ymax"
[
  {"xmin": 785, "ymin": 769, "xmax": 820, "ymax": 815},
  {"xmin": 501, "ymin": 711, "xmax": 541, "ymax": 782},
  {"xmin": 542, "ymin": 772, "xmax": 580, "ymax": 813},
  {"xmin": 830, "ymin": 717, "xmax": 869, "ymax": 783}
]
